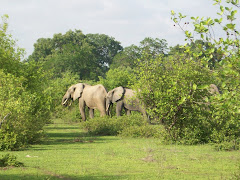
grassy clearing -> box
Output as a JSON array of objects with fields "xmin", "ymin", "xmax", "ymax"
[{"xmin": 0, "ymin": 119, "xmax": 239, "ymax": 180}]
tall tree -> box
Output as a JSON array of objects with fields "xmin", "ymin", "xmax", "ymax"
[
  {"xmin": 140, "ymin": 37, "xmax": 168, "ymax": 57},
  {"xmin": 28, "ymin": 30, "xmax": 122, "ymax": 80},
  {"xmin": 110, "ymin": 45, "xmax": 140, "ymax": 69},
  {"xmin": 86, "ymin": 33, "xmax": 123, "ymax": 67},
  {"xmin": 110, "ymin": 37, "xmax": 168, "ymax": 69}
]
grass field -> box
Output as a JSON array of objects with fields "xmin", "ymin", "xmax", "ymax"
[{"xmin": 0, "ymin": 119, "xmax": 240, "ymax": 180}]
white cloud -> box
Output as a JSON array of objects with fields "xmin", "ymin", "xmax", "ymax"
[{"xmin": 0, "ymin": 0, "xmax": 226, "ymax": 57}]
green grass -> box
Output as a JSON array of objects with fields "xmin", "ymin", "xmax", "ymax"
[{"xmin": 0, "ymin": 119, "xmax": 240, "ymax": 180}]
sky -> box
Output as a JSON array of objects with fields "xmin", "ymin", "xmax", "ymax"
[{"xmin": 0, "ymin": 0, "xmax": 220, "ymax": 58}]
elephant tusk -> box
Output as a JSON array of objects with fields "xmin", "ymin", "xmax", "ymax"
[{"xmin": 62, "ymin": 98, "xmax": 68, "ymax": 105}]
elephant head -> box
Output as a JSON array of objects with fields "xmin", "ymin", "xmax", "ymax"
[
  {"xmin": 62, "ymin": 83, "xmax": 85, "ymax": 106},
  {"xmin": 106, "ymin": 86, "xmax": 125, "ymax": 112}
]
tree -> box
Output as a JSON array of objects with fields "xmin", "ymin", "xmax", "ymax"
[
  {"xmin": 0, "ymin": 15, "xmax": 24, "ymax": 76},
  {"xmin": 141, "ymin": 0, "xmax": 240, "ymax": 145},
  {"xmin": 110, "ymin": 45, "xmax": 140, "ymax": 69},
  {"xmin": 98, "ymin": 66, "xmax": 135, "ymax": 90},
  {"xmin": 86, "ymin": 34, "xmax": 123, "ymax": 68},
  {"xmin": 135, "ymin": 53, "xmax": 215, "ymax": 144},
  {"xmin": 0, "ymin": 15, "xmax": 52, "ymax": 150},
  {"xmin": 140, "ymin": 37, "xmax": 168, "ymax": 57},
  {"xmin": 169, "ymin": 40, "xmax": 224, "ymax": 68},
  {"xmin": 110, "ymin": 37, "xmax": 168, "ymax": 69},
  {"xmin": 28, "ymin": 31, "xmax": 123, "ymax": 80}
]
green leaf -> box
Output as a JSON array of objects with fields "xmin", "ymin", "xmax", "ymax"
[
  {"xmin": 198, "ymin": 84, "xmax": 209, "ymax": 90},
  {"xmin": 231, "ymin": 10, "xmax": 237, "ymax": 16},
  {"xmin": 226, "ymin": 23, "xmax": 235, "ymax": 30},
  {"xmin": 193, "ymin": 83, "xmax": 197, "ymax": 90},
  {"xmin": 220, "ymin": 5, "xmax": 224, "ymax": 12},
  {"xmin": 179, "ymin": 97, "xmax": 186, "ymax": 104}
]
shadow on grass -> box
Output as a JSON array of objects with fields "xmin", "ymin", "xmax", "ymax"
[
  {"xmin": 0, "ymin": 174, "xmax": 130, "ymax": 180},
  {"xmin": 74, "ymin": 175, "xmax": 131, "ymax": 180},
  {"xmin": 44, "ymin": 126, "xmax": 80, "ymax": 130},
  {"xmin": 32, "ymin": 123, "xmax": 119, "ymax": 150},
  {"xmin": 0, "ymin": 174, "xmax": 59, "ymax": 180}
]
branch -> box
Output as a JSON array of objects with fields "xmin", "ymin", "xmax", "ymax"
[{"xmin": 0, "ymin": 112, "xmax": 11, "ymax": 128}]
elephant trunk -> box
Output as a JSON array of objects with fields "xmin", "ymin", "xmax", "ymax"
[
  {"xmin": 62, "ymin": 98, "xmax": 68, "ymax": 105},
  {"xmin": 62, "ymin": 93, "xmax": 71, "ymax": 106}
]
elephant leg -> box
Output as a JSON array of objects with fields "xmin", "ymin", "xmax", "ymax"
[
  {"xmin": 96, "ymin": 101, "xmax": 106, "ymax": 117},
  {"xmin": 139, "ymin": 107, "xmax": 150, "ymax": 124},
  {"xmin": 89, "ymin": 108, "xmax": 94, "ymax": 119},
  {"xmin": 79, "ymin": 99, "xmax": 86, "ymax": 121},
  {"xmin": 125, "ymin": 108, "xmax": 131, "ymax": 116},
  {"xmin": 116, "ymin": 101, "xmax": 123, "ymax": 116},
  {"xmin": 100, "ymin": 110, "xmax": 106, "ymax": 117}
]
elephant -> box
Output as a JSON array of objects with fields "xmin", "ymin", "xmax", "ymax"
[
  {"xmin": 106, "ymin": 86, "xmax": 148, "ymax": 120},
  {"xmin": 62, "ymin": 83, "xmax": 107, "ymax": 121},
  {"xmin": 208, "ymin": 84, "xmax": 221, "ymax": 94}
]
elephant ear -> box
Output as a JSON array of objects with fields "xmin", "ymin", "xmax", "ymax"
[
  {"xmin": 72, "ymin": 83, "xmax": 85, "ymax": 101},
  {"xmin": 112, "ymin": 86, "xmax": 125, "ymax": 102}
]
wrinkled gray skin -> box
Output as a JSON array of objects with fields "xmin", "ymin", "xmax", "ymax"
[
  {"xmin": 106, "ymin": 86, "xmax": 148, "ymax": 119},
  {"xmin": 62, "ymin": 83, "xmax": 107, "ymax": 121}
]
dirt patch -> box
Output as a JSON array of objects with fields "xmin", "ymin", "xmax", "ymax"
[{"xmin": 141, "ymin": 155, "xmax": 156, "ymax": 162}]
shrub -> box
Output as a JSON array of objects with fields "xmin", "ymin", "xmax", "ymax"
[
  {"xmin": 214, "ymin": 138, "xmax": 240, "ymax": 151},
  {"xmin": 134, "ymin": 54, "xmax": 216, "ymax": 143},
  {"xmin": 166, "ymin": 0, "xmax": 240, "ymax": 146},
  {"xmin": 98, "ymin": 66, "xmax": 135, "ymax": 90},
  {"xmin": 0, "ymin": 15, "xmax": 53, "ymax": 150},
  {"xmin": 0, "ymin": 154, "xmax": 24, "ymax": 167},
  {"xmin": 0, "ymin": 70, "xmax": 50, "ymax": 150},
  {"xmin": 119, "ymin": 124, "xmax": 166, "ymax": 139},
  {"xmin": 83, "ymin": 114, "xmax": 146, "ymax": 136}
]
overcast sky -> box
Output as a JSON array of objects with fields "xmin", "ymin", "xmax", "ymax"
[{"xmin": 0, "ymin": 0, "xmax": 220, "ymax": 58}]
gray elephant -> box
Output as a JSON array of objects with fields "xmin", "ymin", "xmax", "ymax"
[
  {"xmin": 106, "ymin": 86, "xmax": 148, "ymax": 119},
  {"xmin": 62, "ymin": 83, "xmax": 107, "ymax": 121},
  {"xmin": 208, "ymin": 84, "xmax": 221, "ymax": 94}
]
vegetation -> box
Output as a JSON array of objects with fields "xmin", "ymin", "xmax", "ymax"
[
  {"xmin": 0, "ymin": 15, "xmax": 53, "ymax": 150},
  {"xmin": 0, "ymin": 154, "xmax": 24, "ymax": 167},
  {"xmin": 82, "ymin": 114, "xmax": 165, "ymax": 139},
  {"xmin": 0, "ymin": 0, "xmax": 240, "ymax": 153},
  {"xmin": 0, "ymin": 120, "xmax": 239, "ymax": 179},
  {"xmin": 1, "ymin": 0, "xmax": 240, "ymax": 178}
]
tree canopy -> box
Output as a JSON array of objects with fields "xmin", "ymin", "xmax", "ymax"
[{"xmin": 28, "ymin": 30, "xmax": 122, "ymax": 80}]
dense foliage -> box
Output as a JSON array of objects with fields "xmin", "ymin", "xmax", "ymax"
[
  {"xmin": 0, "ymin": 153, "xmax": 24, "ymax": 167},
  {"xmin": 0, "ymin": 15, "xmax": 54, "ymax": 150},
  {"xmin": 133, "ymin": 0, "xmax": 240, "ymax": 146},
  {"xmin": 28, "ymin": 30, "xmax": 122, "ymax": 80},
  {"xmin": 83, "ymin": 114, "xmax": 165, "ymax": 139},
  {"xmin": 1, "ymin": 0, "xmax": 240, "ymax": 151}
]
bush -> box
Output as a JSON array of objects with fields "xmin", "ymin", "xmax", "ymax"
[
  {"xmin": 166, "ymin": 0, "xmax": 240, "ymax": 146},
  {"xmin": 98, "ymin": 66, "xmax": 135, "ymax": 90},
  {"xmin": 214, "ymin": 138, "xmax": 240, "ymax": 151},
  {"xmin": 83, "ymin": 114, "xmax": 147, "ymax": 136},
  {"xmin": 119, "ymin": 124, "xmax": 165, "ymax": 139},
  {"xmin": 0, "ymin": 154, "xmax": 24, "ymax": 167},
  {"xmin": 0, "ymin": 15, "xmax": 54, "ymax": 150},
  {"xmin": 134, "ymin": 54, "xmax": 217, "ymax": 143},
  {"xmin": 0, "ymin": 70, "xmax": 50, "ymax": 150}
]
